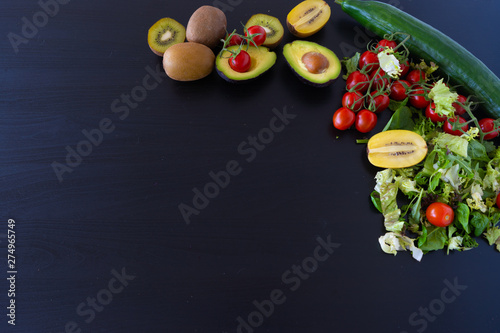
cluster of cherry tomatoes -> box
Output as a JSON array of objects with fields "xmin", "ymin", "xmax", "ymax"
[
  {"xmin": 333, "ymin": 39, "xmax": 500, "ymax": 139},
  {"xmin": 222, "ymin": 26, "xmax": 267, "ymax": 73}
]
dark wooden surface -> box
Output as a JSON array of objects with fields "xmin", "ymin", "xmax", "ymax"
[{"xmin": 1, "ymin": 0, "xmax": 500, "ymax": 332}]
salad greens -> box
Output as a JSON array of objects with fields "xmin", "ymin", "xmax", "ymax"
[{"xmin": 373, "ymin": 97, "xmax": 500, "ymax": 260}]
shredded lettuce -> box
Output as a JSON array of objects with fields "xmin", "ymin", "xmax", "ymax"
[
  {"xmin": 379, "ymin": 232, "xmax": 423, "ymax": 261},
  {"xmin": 466, "ymin": 183, "xmax": 488, "ymax": 213},
  {"xmin": 428, "ymin": 79, "xmax": 458, "ymax": 118},
  {"xmin": 434, "ymin": 132, "xmax": 468, "ymax": 157},
  {"xmin": 377, "ymin": 49, "xmax": 401, "ymax": 78}
]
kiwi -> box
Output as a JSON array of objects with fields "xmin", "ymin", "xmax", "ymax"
[
  {"xmin": 245, "ymin": 14, "xmax": 284, "ymax": 49},
  {"xmin": 367, "ymin": 130, "xmax": 428, "ymax": 169},
  {"xmin": 186, "ymin": 6, "xmax": 227, "ymax": 49},
  {"xmin": 286, "ymin": 0, "xmax": 331, "ymax": 38},
  {"xmin": 147, "ymin": 18, "xmax": 186, "ymax": 56}
]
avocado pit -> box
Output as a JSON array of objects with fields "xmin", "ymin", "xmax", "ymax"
[{"xmin": 302, "ymin": 51, "xmax": 329, "ymax": 74}]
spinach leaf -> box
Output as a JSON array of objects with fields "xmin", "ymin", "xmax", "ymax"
[
  {"xmin": 419, "ymin": 226, "xmax": 447, "ymax": 252},
  {"xmin": 387, "ymin": 106, "xmax": 415, "ymax": 131},
  {"xmin": 370, "ymin": 191, "xmax": 382, "ymax": 213},
  {"xmin": 409, "ymin": 189, "xmax": 424, "ymax": 225},
  {"xmin": 455, "ymin": 202, "xmax": 471, "ymax": 234},
  {"xmin": 470, "ymin": 211, "xmax": 490, "ymax": 237}
]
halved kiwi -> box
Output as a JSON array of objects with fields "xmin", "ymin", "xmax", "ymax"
[
  {"xmin": 367, "ymin": 130, "xmax": 428, "ymax": 169},
  {"xmin": 245, "ymin": 14, "xmax": 284, "ymax": 49},
  {"xmin": 286, "ymin": 0, "xmax": 331, "ymax": 38},
  {"xmin": 147, "ymin": 18, "xmax": 186, "ymax": 56}
]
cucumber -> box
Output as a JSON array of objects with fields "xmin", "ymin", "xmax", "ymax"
[{"xmin": 336, "ymin": 0, "xmax": 500, "ymax": 118}]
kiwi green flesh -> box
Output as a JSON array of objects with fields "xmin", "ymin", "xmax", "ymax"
[
  {"xmin": 148, "ymin": 18, "xmax": 186, "ymax": 55},
  {"xmin": 245, "ymin": 14, "xmax": 284, "ymax": 49}
]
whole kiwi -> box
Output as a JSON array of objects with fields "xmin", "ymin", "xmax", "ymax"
[
  {"xmin": 186, "ymin": 5, "xmax": 227, "ymax": 49},
  {"xmin": 163, "ymin": 42, "xmax": 215, "ymax": 81}
]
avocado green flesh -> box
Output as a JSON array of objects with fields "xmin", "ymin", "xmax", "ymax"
[
  {"xmin": 216, "ymin": 46, "xmax": 277, "ymax": 81},
  {"xmin": 283, "ymin": 40, "xmax": 341, "ymax": 85}
]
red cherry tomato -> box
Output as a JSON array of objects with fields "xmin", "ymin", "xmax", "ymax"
[
  {"xmin": 426, "ymin": 202, "xmax": 454, "ymax": 227},
  {"xmin": 346, "ymin": 70, "xmax": 369, "ymax": 93},
  {"xmin": 453, "ymin": 95, "xmax": 468, "ymax": 116},
  {"xmin": 409, "ymin": 86, "xmax": 430, "ymax": 109},
  {"xmin": 390, "ymin": 80, "xmax": 410, "ymax": 101},
  {"xmin": 425, "ymin": 103, "xmax": 447, "ymax": 123},
  {"xmin": 369, "ymin": 69, "xmax": 390, "ymax": 90},
  {"xmin": 376, "ymin": 39, "xmax": 398, "ymax": 51},
  {"xmin": 229, "ymin": 50, "xmax": 251, "ymax": 73},
  {"xmin": 399, "ymin": 60, "xmax": 410, "ymax": 77},
  {"xmin": 478, "ymin": 118, "xmax": 499, "ymax": 140},
  {"xmin": 245, "ymin": 25, "xmax": 266, "ymax": 46},
  {"xmin": 369, "ymin": 91, "xmax": 390, "ymax": 113},
  {"xmin": 406, "ymin": 69, "xmax": 426, "ymax": 85},
  {"xmin": 444, "ymin": 116, "xmax": 469, "ymax": 136},
  {"xmin": 355, "ymin": 109, "xmax": 377, "ymax": 133},
  {"xmin": 229, "ymin": 34, "xmax": 244, "ymax": 46},
  {"xmin": 496, "ymin": 193, "xmax": 500, "ymax": 209},
  {"xmin": 333, "ymin": 107, "xmax": 356, "ymax": 130},
  {"xmin": 359, "ymin": 50, "xmax": 379, "ymax": 73},
  {"xmin": 342, "ymin": 91, "xmax": 364, "ymax": 112}
]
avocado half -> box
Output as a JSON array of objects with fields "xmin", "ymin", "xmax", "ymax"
[
  {"xmin": 283, "ymin": 40, "xmax": 341, "ymax": 87},
  {"xmin": 216, "ymin": 45, "xmax": 277, "ymax": 83}
]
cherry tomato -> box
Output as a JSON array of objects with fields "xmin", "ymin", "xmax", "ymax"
[
  {"xmin": 478, "ymin": 118, "xmax": 499, "ymax": 140},
  {"xmin": 426, "ymin": 202, "xmax": 454, "ymax": 227},
  {"xmin": 409, "ymin": 86, "xmax": 430, "ymax": 109},
  {"xmin": 444, "ymin": 116, "xmax": 469, "ymax": 136},
  {"xmin": 496, "ymin": 192, "xmax": 500, "ymax": 209},
  {"xmin": 399, "ymin": 60, "xmax": 410, "ymax": 77},
  {"xmin": 346, "ymin": 70, "xmax": 370, "ymax": 92},
  {"xmin": 229, "ymin": 50, "xmax": 251, "ymax": 73},
  {"xmin": 406, "ymin": 69, "xmax": 426, "ymax": 85},
  {"xmin": 355, "ymin": 109, "xmax": 377, "ymax": 133},
  {"xmin": 333, "ymin": 107, "xmax": 356, "ymax": 130},
  {"xmin": 425, "ymin": 103, "xmax": 447, "ymax": 123},
  {"xmin": 342, "ymin": 91, "xmax": 364, "ymax": 112},
  {"xmin": 228, "ymin": 34, "xmax": 244, "ymax": 46},
  {"xmin": 369, "ymin": 91, "xmax": 390, "ymax": 113},
  {"xmin": 389, "ymin": 80, "xmax": 410, "ymax": 101},
  {"xmin": 245, "ymin": 25, "xmax": 266, "ymax": 46},
  {"xmin": 453, "ymin": 95, "xmax": 468, "ymax": 116},
  {"xmin": 359, "ymin": 50, "xmax": 379, "ymax": 73},
  {"xmin": 376, "ymin": 39, "xmax": 398, "ymax": 52},
  {"xmin": 369, "ymin": 69, "xmax": 390, "ymax": 90}
]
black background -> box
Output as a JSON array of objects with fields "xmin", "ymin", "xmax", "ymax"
[{"xmin": 1, "ymin": 0, "xmax": 500, "ymax": 332}]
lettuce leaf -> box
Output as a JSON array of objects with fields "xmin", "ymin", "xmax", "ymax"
[
  {"xmin": 378, "ymin": 232, "xmax": 423, "ymax": 261},
  {"xmin": 434, "ymin": 132, "xmax": 468, "ymax": 157},
  {"xmin": 428, "ymin": 79, "xmax": 458, "ymax": 118}
]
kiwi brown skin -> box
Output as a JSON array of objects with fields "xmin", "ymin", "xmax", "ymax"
[
  {"xmin": 186, "ymin": 6, "xmax": 227, "ymax": 49},
  {"xmin": 163, "ymin": 42, "xmax": 215, "ymax": 82}
]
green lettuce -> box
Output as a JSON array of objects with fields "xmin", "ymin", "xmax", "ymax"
[
  {"xmin": 378, "ymin": 232, "xmax": 423, "ymax": 261},
  {"xmin": 428, "ymin": 79, "xmax": 458, "ymax": 118},
  {"xmin": 434, "ymin": 132, "xmax": 468, "ymax": 157}
]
